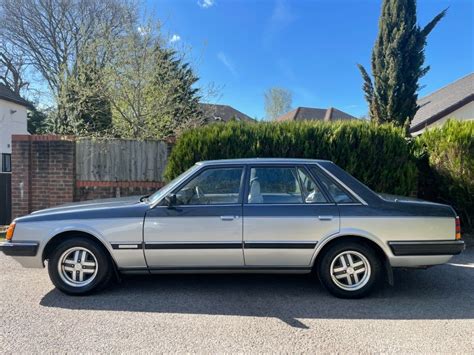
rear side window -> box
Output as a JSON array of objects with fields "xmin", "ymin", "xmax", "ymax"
[
  {"xmin": 310, "ymin": 167, "xmax": 355, "ymax": 204},
  {"xmin": 247, "ymin": 166, "xmax": 328, "ymax": 204},
  {"xmin": 248, "ymin": 167, "xmax": 302, "ymax": 204}
]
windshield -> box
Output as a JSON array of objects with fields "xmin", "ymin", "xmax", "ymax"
[{"xmin": 147, "ymin": 164, "xmax": 201, "ymax": 204}]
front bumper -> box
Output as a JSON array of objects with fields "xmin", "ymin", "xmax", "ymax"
[
  {"xmin": 388, "ymin": 240, "xmax": 465, "ymax": 256},
  {"xmin": 0, "ymin": 241, "xmax": 39, "ymax": 257}
]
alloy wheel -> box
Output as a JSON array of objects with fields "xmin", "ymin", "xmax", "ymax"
[
  {"xmin": 57, "ymin": 247, "xmax": 98, "ymax": 287},
  {"xmin": 330, "ymin": 250, "xmax": 371, "ymax": 291}
]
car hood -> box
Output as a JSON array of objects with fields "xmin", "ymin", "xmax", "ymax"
[{"xmin": 30, "ymin": 195, "xmax": 144, "ymax": 216}]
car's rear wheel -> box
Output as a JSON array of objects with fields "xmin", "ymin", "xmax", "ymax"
[
  {"xmin": 47, "ymin": 237, "xmax": 112, "ymax": 295},
  {"xmin": 318, "ymin": 241, "xmax": 382, "ymax": 298}
]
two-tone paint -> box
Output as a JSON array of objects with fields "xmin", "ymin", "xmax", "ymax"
[{"xmin": 1, "ymin": 158, "xmax": 465, "ymax": 274}]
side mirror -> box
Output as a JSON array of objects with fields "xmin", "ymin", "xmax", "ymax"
[{"xmin": 165, "ymin": 194, "xmax": 177, "ymax": 208}]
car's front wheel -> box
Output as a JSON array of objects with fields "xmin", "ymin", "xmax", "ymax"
[
  {"xmin": 318, "ymin": 241, "xmax": 382, "ymax": 298},
  {"xmin": 47, "ymin": 237, "xmax": 112, "ymax": 295}
]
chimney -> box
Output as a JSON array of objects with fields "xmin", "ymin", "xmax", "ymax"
[{"xmin": 324, "ymin": 107, "xmax": 334, "ymax": 121}]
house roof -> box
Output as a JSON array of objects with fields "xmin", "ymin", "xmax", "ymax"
[
  {"xmin": 410, "ymin": 73, "xmax": 474, "ymax": 133},
  {"xmin": 200, "ymin": 103, "xmax": 254, "ymax": 123},
  {"xmin": 276, "ymin": 106, "xmax": 356, "ymax": 122},
  {"xmin": 0, "ymin": 84, "xmax": 31, "ymax": 108}
]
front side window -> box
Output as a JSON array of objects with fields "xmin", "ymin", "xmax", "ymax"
[
  {"xmin": 247, "ymin": 166, "xmax": 327, "ymax": 204},
  {"xmin": 310, "ymin": 167, "xmax": 355, "ymax": 203},
  {"xmin": 174, "ymin": 167, "xmax": 243, "ymax": 205}
]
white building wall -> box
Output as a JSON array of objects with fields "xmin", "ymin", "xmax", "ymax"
[
  {"xmin": 0, "ymin": 99, "xmax": 29, "ymax": 155},
  {"xmin": 412, "ymin": 101, "xmax": 474, "ymax": 135}
]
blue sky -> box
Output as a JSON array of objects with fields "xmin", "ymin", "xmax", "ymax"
[{"xmin": 147, "ymin": 0, "xmax": 473, "ymax": 119}]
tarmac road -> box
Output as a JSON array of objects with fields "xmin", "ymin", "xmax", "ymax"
[{"xmin": 1, "ymin": 249, "xmax": 473, "ymax": 353}]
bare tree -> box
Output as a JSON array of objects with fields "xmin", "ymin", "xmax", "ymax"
[
  {"xmin": 0, "ymin": 0, "xmax": 136, "ymax": 97},
  {"xmin": 264, "ymin": 87, "xmax": 292, "ymax": 120},
  {"xmin": 0, "ymin": 41, "xmax": 29, "ymax": 94}
]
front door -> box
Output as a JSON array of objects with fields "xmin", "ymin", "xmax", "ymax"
[
  {"xmin": 243, "ymin": 165, "xmax": 340, "ymax": 267},
  {"xmin": 144, "ymin": 166, "xmax": 245, "ymax": 268}
]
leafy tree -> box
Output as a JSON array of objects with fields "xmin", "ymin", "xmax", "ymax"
[
  {"xmin": 358, "ymin": 0, "xmax": 447, "ymax": 129},
  {"xmin": 105, "ymin": 24, "xmax": 202, "ymax": 139},
  {"xmin": 27, "ymin": 107, "xmax": 48, "ymax": 134},
  {"xmin": 264, "ymin": 87, "xmax": 292, "ymax": 120},
  {"xmin": 54, "ymin": 55, "xmax": 112, "ymax": 135}
]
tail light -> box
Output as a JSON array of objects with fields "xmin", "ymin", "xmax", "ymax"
[
  {"xmin": 455, "ymin": 216, "xmax": 461, "ymax": 240},
  {"xmin": 5, "ymin": 222, "xmax": 16, "ymax": 241}
]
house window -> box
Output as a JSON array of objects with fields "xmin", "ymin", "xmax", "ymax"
[{"xmin": 2, "ymin": 154, "xmax": 11, "ymax": 172}]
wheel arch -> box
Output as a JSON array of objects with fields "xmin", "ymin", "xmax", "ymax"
[
  {"xmin": 312, "ymin": 234, "xmax": 393, "ymax": 285},
  {"xmin": 42, "ymin": 230, "xmax": 117, "ymax": 267}
]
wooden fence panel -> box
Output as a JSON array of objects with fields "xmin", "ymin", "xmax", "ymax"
[{"xmin": 76, "ymin": 139, "xmax": 169, "ymax": 181}]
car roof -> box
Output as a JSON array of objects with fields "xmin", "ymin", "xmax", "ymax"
[{"xmin": 197, "ymin": 158, "xmax": 330, "ymax": 165}]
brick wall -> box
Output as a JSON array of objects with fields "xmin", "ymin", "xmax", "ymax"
[
  {"xmin": 11, "ymin": 135, "xmax": 169, "ymax": 219},
  {"xmin": 12, "ymin": 135, "xmax": 75, "ymax": 219},
  {"xmin": 11, "ymin": 137, "xmax": 32, "ymax": 219}
]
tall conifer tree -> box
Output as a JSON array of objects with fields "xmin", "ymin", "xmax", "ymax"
[{"xmin": 358, "ymin": 0, "xmax": 446, "ymax": 129}]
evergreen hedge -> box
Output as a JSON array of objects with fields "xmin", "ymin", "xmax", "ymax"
[
  {"xmin": 165, "ymin": 121, "xmax": 418, "ymax": 196},
  {"xmin": 416, "ymin": 120, "xmax": 474, "ymax": 228}
]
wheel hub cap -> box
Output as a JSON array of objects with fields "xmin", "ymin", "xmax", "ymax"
[
  {"xmin": 58, "ymin": 247, "xmax": 98, "ymax": 288},
  {"xmin": 330, "ymin": 250, "xmax": 371, "ymax": 291}
]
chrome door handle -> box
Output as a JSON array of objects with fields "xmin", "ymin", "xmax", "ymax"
[
  {"xmin": 220, "ymin": 216, "xmax": 237, "ymax": 221},
  {"xmin": 318, "ymin": 215, "xmax": 333, "ymax": 221}
]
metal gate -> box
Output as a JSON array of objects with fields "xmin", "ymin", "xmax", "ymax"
[{"xmin": 0, "ymin": 173, "xmax": 11, "ymax": 225}]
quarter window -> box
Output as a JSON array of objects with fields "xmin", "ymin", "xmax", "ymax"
[
  {"xmin": 174, "ymin": 167, "xmax": 243, "ymax": 205},
  {"xmin": 247, "ymin": 166, "xmax": 327, "ymax": 204},
  {"xmin": 311, "ymin": 167, "xmax": 355, "ymax": 203},
  {"xmin": 297, "ymin": 168, "xmax": 327, "ymax": 203}
]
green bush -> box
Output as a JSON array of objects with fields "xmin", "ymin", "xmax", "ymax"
[
  {"xmin": 417, "ymin": 120, "xmax": 474, "ymax": 229},
  {"xmin": 165, "ymin": 121, "xmax": 418, "ymax": 196}
]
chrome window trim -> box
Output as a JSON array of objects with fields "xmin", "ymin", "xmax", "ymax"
[
  {"xmin": 314, "ymin": 163, "xmax": 368, "ymax": 206},
  {"xmin": 151, "ymin": 162, "xmax": 368, "ymax": 208}
]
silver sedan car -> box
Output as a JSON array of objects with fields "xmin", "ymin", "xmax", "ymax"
[{"xmin": 0, "ymin": 158, "xmax": 465, "ymax": 298}]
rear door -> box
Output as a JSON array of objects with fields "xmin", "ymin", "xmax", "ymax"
[{"xmin": 243, "ymin": 164, "xmax": 339, "ymax": 267}]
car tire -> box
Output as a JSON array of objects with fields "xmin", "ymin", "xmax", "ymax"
[
  {"xmin": 318, "ymin": 241, "xmax": 382, "ymax": 298},
  {"xmin": 47, "ymin": 237, "xmax": 113, "ymax": 295}
]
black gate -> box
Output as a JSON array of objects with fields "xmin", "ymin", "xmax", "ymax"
[{"xmin": 0, "ymin": 173, "xmax": 11, "ymax": 225}]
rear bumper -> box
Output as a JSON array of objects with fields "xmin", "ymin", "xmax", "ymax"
[
  {"xmin": 388, "ymin": 240, "xmax": 465, "ymax": 256},
  {"xmin": 0, "ymin": 241, "xmax": 39, "ymax": 257}
]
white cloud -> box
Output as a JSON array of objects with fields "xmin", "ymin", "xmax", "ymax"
[
  {"xmin": 169, "ymin": 34, "xmax": 181, "ymax": 43},
  {"xmin": 197, "ymin": 0, "xmax": 215, "ymax": 9},
  {"xmin": 263, "ymin": 0, "xmax": 296, "ymax": 47},
  {"xmin": 217, "ymin": 52, "xmax": 237, "ymax": 78}
]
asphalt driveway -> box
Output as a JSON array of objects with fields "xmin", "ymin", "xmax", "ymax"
[{"xmin": 1, "ymin": 249, "xmax": 473, "ymax": 353}]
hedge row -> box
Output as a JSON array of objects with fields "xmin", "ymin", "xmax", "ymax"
[
  {"xmin": 416, "ymin": 120, "xmax": 473, "ymax": 228},
  {"xmin": 164, "ymin": 120, "xmax": 418, "ymax": 196}
]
